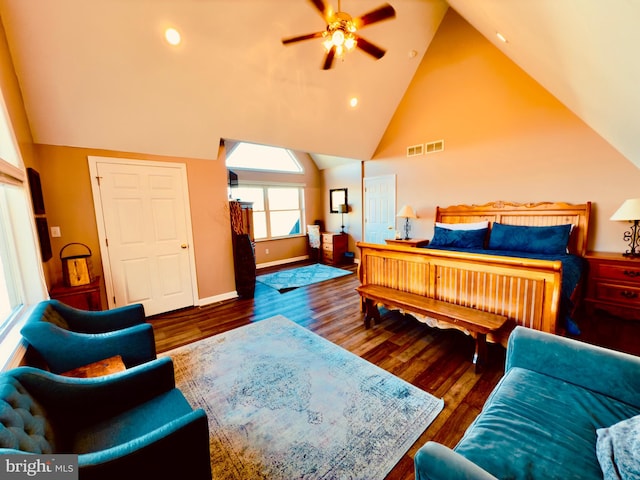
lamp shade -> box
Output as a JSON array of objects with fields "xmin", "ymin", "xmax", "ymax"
[
  {"xmin": 611, "ymin": 199, "xmax": 640, "ymax": 221},
  {"xmin": 338, "ymin": 204, "xmax": 348, "ymax": 214},
  {"xmin": 396, "ymin": 205, "xmax": 416, "ymax": 219}
]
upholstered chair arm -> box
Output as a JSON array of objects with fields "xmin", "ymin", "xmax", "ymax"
[
  {"xmin": 12, "ymin": 358, "xmax": 176, "ymax": 425},
  {"xmin": 21, "ymin": 321, "xmax": 156, "ymax": 374},
  {"xmin": 50, "ymin": 300, "xmax": 146, "ymax": 333},
  {"xmin": 77, "ymin": 409, "xmax": 211, "ymax": 480},
  {"xmin": 414, "ymin": 442, "xmax": 498, "ymax": 480},
  {"xmin": 505, "ymin": 326, "xmax": 640, "ymax": 408}
]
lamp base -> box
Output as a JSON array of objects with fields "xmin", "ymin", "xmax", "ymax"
[{"xmin": 622, "ymin": 252, "xmax": 640, "ymax": 258}]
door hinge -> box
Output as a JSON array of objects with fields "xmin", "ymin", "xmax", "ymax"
[
  {"xmin": 105, "ymin": 238, "xmax": 109, "ymax": 247},
  {"xmin": 113, "ymin": 296, "xmax": 116, "ymax": 304},
  {"xmin": 96, "ymin": 176, "xmax": 102, "ymax": 186}
]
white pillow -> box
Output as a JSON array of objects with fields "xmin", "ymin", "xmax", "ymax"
[{"xmin": 435, "ymin": 221, "xmax": 489, "ymax": 231}]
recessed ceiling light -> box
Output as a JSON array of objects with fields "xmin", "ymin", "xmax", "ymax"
[
  {"xmin": 496, "ymin": 32, "xmax": 508, "ymax": 43},
  {"xmin": 165, "ymin": 28, "xmax": 181, "ymax": 46},
  {"xmin": 349, "ymin": 97, "xmax": 358, "ymax": 108}
]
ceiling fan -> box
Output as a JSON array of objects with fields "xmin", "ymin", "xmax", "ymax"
[{"xmin": 282, "ymin": 0, "xmax": 396, "ymax": 70}]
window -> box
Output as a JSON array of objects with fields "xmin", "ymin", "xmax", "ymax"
[
  {"xmin": 226, "ymin": 142, "xmax": 303, "ymax": 173},
  {"xmin": 230, "ymin": 185, "xmax": 304, "ymax": 240},
  {"xmin": 0, "ymin": 90, "xmax": 47, "ymax": 369}
]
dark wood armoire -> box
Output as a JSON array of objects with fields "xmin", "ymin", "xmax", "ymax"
[{"xmin": 229, "ymin": 201, "xmax": 255, "ymax": 298}]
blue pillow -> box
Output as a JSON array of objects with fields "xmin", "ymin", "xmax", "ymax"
[
  {"xmin": 430, "ymin": 226, "xmax": 487, "ymax": 249},
  {"xmin": 488, "ymin": 223, "xmax": 572, "ymax": 254}
]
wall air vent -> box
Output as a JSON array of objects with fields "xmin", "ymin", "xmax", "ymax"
[
  {"xmin": 425, "ymin": 139, "xmax": 444, "ymax": 154},
  {"xmin": 406, "ymin": 144, "xmax": 424, "ymax": 157}
]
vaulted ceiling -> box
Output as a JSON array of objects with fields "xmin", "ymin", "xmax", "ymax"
[{"xmin": 1, "ymin": 1, "xmax": 639, "ymax": 169}]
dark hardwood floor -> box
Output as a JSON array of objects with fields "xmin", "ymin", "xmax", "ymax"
[{"xmin": 148, "ymin": 261, "xmax": 507, "ymax": 480}]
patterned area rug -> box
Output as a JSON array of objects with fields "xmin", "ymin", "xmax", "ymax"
[
  {"xmin": 256, "ymin": 263, "xmax": 352, "ymax": 292},
  {"xmin": 163, "ymin": 315, "xmax": 444, "ymax": 480}
]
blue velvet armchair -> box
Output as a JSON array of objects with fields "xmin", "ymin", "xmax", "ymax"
[
  {"xmin": 21, "ymin": 300, "xmax": 156, "ymax": 374},
  {"xmin": 0, "ymin": 357, "xmax": 212, "ymax": 479}
]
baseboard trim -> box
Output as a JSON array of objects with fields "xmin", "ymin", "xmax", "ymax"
[
  {"xmin": 257, "ymin": 255, "xmax": 309, "ymax": 270},
  {"xmin": 198, "ymin": 291, "xmax": 238, "ymax": 306}
]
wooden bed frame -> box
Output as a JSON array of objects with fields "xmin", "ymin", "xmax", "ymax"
[{"xmin": 356, "ymin": 201, "xmax": 592, "ymax": 347}]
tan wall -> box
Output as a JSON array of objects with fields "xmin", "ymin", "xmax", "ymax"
[
  {"xmin": 321, "ymin": 162, "xmax": 363, "ymax": 257},
  {"xmin": 364, "ymin": 9, "xmax": 640, "ymax": 253},
  {"xmin": 34, "ymin": 144, "xmax": 236, "ymax": 304}
]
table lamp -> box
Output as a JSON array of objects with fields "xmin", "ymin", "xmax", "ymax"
[
  {"xmin": 338, "ymin": 204, "xmax": 348, "ymax": 234},
  {"xmin": 610, "ymin": 198, "xmax": 640, "ymax": 257},
  {"xmin": 396, "ymin": 205, "xmax": 417, "ymax": 240}
]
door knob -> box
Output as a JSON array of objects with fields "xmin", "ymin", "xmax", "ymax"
[{"xmin": 181, "ymin": 244, "xmax": 188, "ymax": 249}]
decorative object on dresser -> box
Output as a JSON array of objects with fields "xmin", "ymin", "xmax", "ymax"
[
  {"xmin": 385, "ymin": 238, "xmax": 430, "ymax": 248},
  {"xmin": 60, "ymin": 242, "xmax": 95, "ymax": 287},
  {"xmin": 396, "ymin": 204, "xmax": 417, "ymax": 239},
  {"xmin": 610, "ymin": 198, "xmax": 640, "ymax": 257},
  {"xmin": 322, "ymin": 231, "xmax": 348, "ymax": 265}
]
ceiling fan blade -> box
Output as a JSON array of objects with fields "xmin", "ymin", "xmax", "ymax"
[
  {"xmin": 354, "ymin": 3, "xmax": 396, "ymax": 29},
  {"xmin": 282, "ymin": 31, "xmax": 325, "ymax": 45},
  {"xmin": 308, "ymin": 0, "xmax": 330, "ymax": 19},
  {"xmin": 322, "ymin": 46, "xmax": 337, "ymax": 70},
  {"xmin": 355, "ymin": 36, "xmax": 386, "ymax": 60}
]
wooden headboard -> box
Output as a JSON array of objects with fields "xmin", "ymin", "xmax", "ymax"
[{"xmin": 435, "ymin": 201, "xmax": 592, "ymax": 256}]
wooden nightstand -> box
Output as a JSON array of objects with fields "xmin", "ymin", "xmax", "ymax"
[
  {"xmin": 321, "ymin": 232, "xmax": 348, "ymax": 265},
  {"xmin": 385, "ymin": 238, "xmax": 430, "ymax": 248},
  {"xmin": 584, "ymin": 252, "xmax": 640, "ymax": 320},
  {"xmin": 49, "ymin": 275, "xmax": 102, "ymax": 310},
  {"xmin": 582, "ymin": 252, "xmax": 640, "ymax": 355}
]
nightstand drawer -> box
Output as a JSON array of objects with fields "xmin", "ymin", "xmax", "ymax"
[
  {"xmin": 594, "ymin": 282, "xmax": 640, "ymax": 306},
  {"xmin": 595, "ymin": 263, "xmax": 640, "ymax": 284}
]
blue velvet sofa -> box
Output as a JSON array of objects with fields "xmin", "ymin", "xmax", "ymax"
[
  {"xmin": 20, "ymin": 300, "xmax": 156, "ymax": 374},
  {"xmin": 415, "ymin": 326, "xmax": 640, "ymax": 479},
  {"xmin": 0, "ymin": 357, "xmax": 211, "ymax": 479}
]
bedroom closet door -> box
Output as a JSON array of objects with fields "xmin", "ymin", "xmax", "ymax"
[
  {"xmin": 363, "ymin": 175, "xmax": 396, "ymax": 244},
  {"xmin": 89, "ymin": 157, "xmax": 197, "ymax": 316}
]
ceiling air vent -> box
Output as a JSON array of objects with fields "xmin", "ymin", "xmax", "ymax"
[
  {"xmin": 425, "ymin": 139, "xmax": 444, "ymax": 154},
  {"xmin": 406, "ymin": 144, "xmax": 424, "ymax": 157}
]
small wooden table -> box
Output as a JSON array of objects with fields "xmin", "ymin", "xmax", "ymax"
[
  {"xmin": 61, "ymin": 355, "xmax": 126, "ymax": 378},
  {"xmin": 385, "ymin": 238, "xmax": 430, "ymax": 248}
]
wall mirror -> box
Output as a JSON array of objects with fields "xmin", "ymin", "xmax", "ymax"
[{"xmin": 329, "ymin": 188, "xmax": 348, "ymax": 214}]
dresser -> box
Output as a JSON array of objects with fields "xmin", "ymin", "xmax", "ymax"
[
  {"xmin": 582, "ymin": 252, "xmax": 640, "ymax": 355},
  {"xmin": 321, "ymin": 232, "xmax": 348, "ymax": 265},
  {"xmin": 49, "ymin": 276, "xmax": 102, "ymax": 311},
  {"xmin": 584, "ymin": 252, "xmax": 640, "ymax": 320},
  {"xmin": 385, "ymin": 238, "xmax": 430, "ymax": 248}
]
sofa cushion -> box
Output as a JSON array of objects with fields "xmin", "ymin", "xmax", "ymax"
[
  {"xmin": 42, "ymin": 305, "xmax": 70, "ymax": 330},
  {"xmin": 0, "ymin": 376, "xmax": 57, "ymax": 453},
  {"xmin": 454, "ymin": 367, "xmax": 640, "ymax": 479},
  {"xmin": 71, "ymin": 389, "xmax": 194, "ymax": 454}
]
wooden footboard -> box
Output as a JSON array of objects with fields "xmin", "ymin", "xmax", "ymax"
[{"xmin": 356, "ymin": 242, "xmax": 563, "ymax": 346}]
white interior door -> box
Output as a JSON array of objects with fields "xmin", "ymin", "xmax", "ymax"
[
  {"xmin": 89, "ymin": 157, "xmax": 196, "ymax": 316},
  {"xmin": 364, "ymin": 175, "xmax": 396, "ymax": 244}
]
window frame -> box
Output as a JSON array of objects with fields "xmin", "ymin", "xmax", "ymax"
[{"xmin": 230, "ymin": 182, "xmax": 306, "ymax": 241}]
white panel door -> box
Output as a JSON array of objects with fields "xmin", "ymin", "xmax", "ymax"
[
  {"xmin": 94, "ymin": 160, "xmax": 195, "ymax": 316},
  {"xmin": 364, "ymin": 175, "xmax": 396, "ymax": 244}
]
